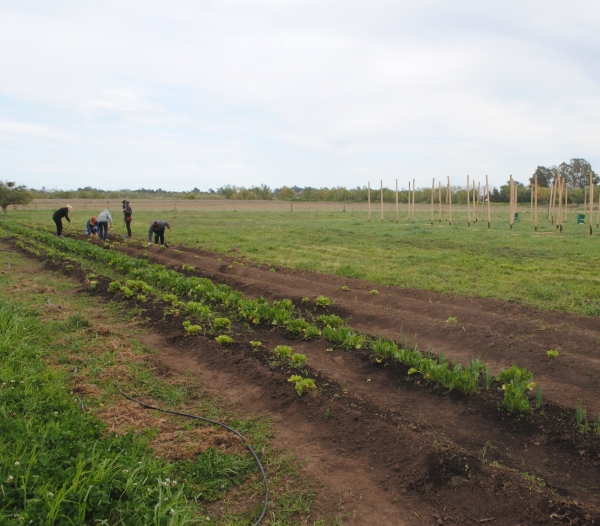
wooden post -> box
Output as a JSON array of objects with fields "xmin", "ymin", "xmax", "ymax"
[
  {"xmin": 548, "ymin": 179, "xmax": 554, "ymax": 222},
  {"xmin": 590, "ymin": 172, "xmax": 594, "ymax": 235},
  {"xmin": 395, "ymin": 179, "xmax": 398, "ymax": 223},
  {"xmin": 509, "ymin": 175, "xmax": 514, "ymax": 229},
  {"xmin": 534, "ymin": 173, "xmax": 538, "ymax": 232},
  {"xmin": 557, "ymin": 177, "xmax": 564, "ymax": 232},
  {"xmin": 430, "ymin": 178, "xmax": 435, "ymax": 225},
  {"xmin": 467, "ymin": 175, "xmax": 471, "ymax": 226},
  {"xmin": 486, "ymin": 175, "xmax": 491, "ymax": 228},
  {"xmin": 380, "ymin": 180, "xmax": 384, "ymax": 222},
  {"xmin": 514, "ymin": 179, "xmax": 518, "ymax": 222},
  {"xmin": 565, "ymin": 184, "xmax": 568, "ymax": 221},
  {"xmin": 552, "ymin": 177, "xmax": 558, "ymax": 225},
  {"xmin": 445, "ymin": 177, "xmax": 449, "ymax": 222},
  {"xmin": 448, "ymin": 177, "xmax": 452, "ymax": 225},
  {"xmin": 475, "ymin": 181, "xmax": 480, "ymax": 223},
  {"xmin": 530, "ymin": 183, "xmax": 533, "ymax": 219},
  {"xmin": 412, "ymin": 179, "xmax": 415, "ymax": 224},
  {"xmin": 438, "ymin": 181, "xmax": 442, "ymax": 222},
  {"xmin": 368, "ymin": 182, "xmax": 371, "ymax": 221},
  {"xmin": 596, "ymin": 184, "xmax": 600, "ymax": 229},
  {"xmin": 407, "ymin": 181, "xmax": 411, "ymax": 220}
]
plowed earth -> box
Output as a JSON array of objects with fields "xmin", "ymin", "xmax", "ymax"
[{"xmin": 16, "ymin": 236, "xmax": 600, "ymax": 525}]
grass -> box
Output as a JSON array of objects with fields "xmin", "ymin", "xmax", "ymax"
[
  {"xmin": 5, "ymin": 203, "xmax": 599, "ymax": 316},
  {"xmin": 0, "ymin": 249, "xmax": 340, "ymax": 525}
]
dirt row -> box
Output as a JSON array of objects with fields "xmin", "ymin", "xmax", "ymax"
[{"xmin": 17, "ymin": 236, "xmax": 600, "ymax": 525}]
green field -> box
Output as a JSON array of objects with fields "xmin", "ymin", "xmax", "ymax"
[{"xmin": 6, "ymin": 203, "xmax": 600, "ymax": 316}]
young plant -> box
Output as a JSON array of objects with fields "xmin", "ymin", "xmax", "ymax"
[
  {"xmin": 287, "ymin": 318, "xmax": 309, "ymax": 337},
  {"xmin": 370, "ymin": 289, "xmax": 379, "ymax": 295},
  {"xmin": 342, "ymin": 285, "xmax": 349, "ymax": 292},
  {"xmin": 249, "ymin": 340, "xmax": 262, "ymax": 350},
  {"xmin": 575, "ymin": 400, "xmax": 588, "ymax": 431},
  {"xmin": 184, "ymin": 323, "xmax": 202, "ymax": 336},
  {"xmin": 483, "ymin": 370, "xmax": 493, "ymax": 390},
  {"xmin": 315, "ymin": 295, "xmax": 331, "ymax": 307},
  {"xmin": 288, "ymin": 375, "xmax": 317, "ymax": 396},
  {"xmin": 301, "ymin": 297, "xmax": 310, "ymax": 304},
  {"xmin": 273, "ymin": 345, "xmax": 292, "ymax": 359},
  {"xmin": 162, "ymin": 293, "xmax": 179, "ymax": 305},
  {"xmin": 303, "ymin": 325, "xmax": 322, "ymax": 340},
  {"xmin": 120, "ymin": 286, "xmax": 134, "ymax": 299},
  {"xmin": 89, "ymin": 280, "xmax": 98, "ymax": 290},
  {"xmin": 213, "ymin": 317, "xmax": 231, "ymax": 333},
  {"xmin": 215, "ymin": 335, "xmax": 233, "ymax": 345},
  {"xmin": 534, "ymin": 386, "xmax": 543, "ymax": 409},
  {"xmin": 318, "ymin": 314, "xmax": 345, "ymax": 328},
  {"xmin": 547, "ymin": 350, "xmax": 559, "ymax": 358},
  {"xmin": 291, "ymin": 353, "xmax": 308, "ymax": 366},
  {"xmin": 182, "ymin": 265, "xmax": 196, "ymax": 272},
  {"xmin": 108, "ymin": 281, "xmax": 121, "ymax": 293},
  {"xmin": 446, "ymin": 316, "xmax": 457, "ymax": 323},
  {"xmin": 186, "ymin": 301, "xmax": 211, "ymax": 319},
  {"xmin": 136, "ymin": 294, "xmax": 147, "ymax": 303}
]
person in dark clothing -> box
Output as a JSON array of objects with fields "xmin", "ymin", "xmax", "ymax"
[
  {"xmin": 85, "ymin": 216, "xmax": 99, "ymax": 237},
  {"xmin": 122, "ymin": 200, "xmax": 133, "ymax": 237},
  {"xmin": 147, "ymin": 220, "xmax": 171, "ymax": 246},
  {"xmin": 52, "ymin": 205, "xmax": 72, "ymax": 236}
]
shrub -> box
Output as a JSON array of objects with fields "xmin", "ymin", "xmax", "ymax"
[{"xmin": 215, "ymin": 335, "xmax": 233, "ymax": 345}]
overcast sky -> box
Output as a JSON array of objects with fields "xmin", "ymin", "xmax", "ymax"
[{"xmin": 1, "ymin": 1, "xmax": 599, "ymax": 191}]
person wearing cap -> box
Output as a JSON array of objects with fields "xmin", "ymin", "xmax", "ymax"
[
  {"xmin": 122, "ymin": 200, "xmax": 133, "ymax": 238},
  {"xmin": 147, "ymin": 220, "xmax": 171, "ymax": 246},
  {"xmin": 85, "ymin": 216, "xmax": 99, "ymax": 237},
  {"xmin": 52, "ymin": 205, "xmax": 72, "ymax": 237},
  {"xmin": 96, "ymin": 209, "xmax": 114, "ymax": 241}
]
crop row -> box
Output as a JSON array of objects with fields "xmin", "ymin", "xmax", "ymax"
[{"xmin": 7, "ymin": 224, "xmax": 539, "ymax": 413}]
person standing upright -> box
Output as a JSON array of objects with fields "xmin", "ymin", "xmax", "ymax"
[
  {"xmin": 52, "ymin": 205, "xmax": 72, "ymax": 236},
  {"xmin": 122, "ymin": 200, "xmax": 133, "ymax": 238},
  {"xmin": 96, "ymin": 209, "xmax": 114, "ymax": 241}
]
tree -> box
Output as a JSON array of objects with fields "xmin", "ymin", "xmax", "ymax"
[
  {"xmin": 0, "ymin": 181, "xmax": 33, "ymax": 212},
  {"xmin": 560, "ymin": 158, "xmax": 599, "ymax": 189},
  {"xmin": 277, "ymin": 186, "xmax": 294, "ymax": 200},
  {"xmin": 529, "ymin": 166, "xmax": 557, "ymax": 188}
]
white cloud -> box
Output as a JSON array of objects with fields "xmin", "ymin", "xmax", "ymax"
[{"xmin": 1, "ymin": 1, "xmax": 599, "ymax": 190}]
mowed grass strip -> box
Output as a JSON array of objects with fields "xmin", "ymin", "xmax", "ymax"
[
  {"xmin": 0, "ymin": 251, "xmax": 332, "ymax": 525},
  {"xmin": 5, "ymin": 205, "xmax": 600, "ymax": 316}
]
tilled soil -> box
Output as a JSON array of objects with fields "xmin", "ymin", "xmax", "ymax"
[{"xmin": 17, "ymin": 237, "xmax": 600, "ymax": 525}]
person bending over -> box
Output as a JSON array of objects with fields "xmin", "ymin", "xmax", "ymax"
[
  {"xmin": 147, "ymin": 220, "xmax": 171, "ymax": 246},
  {"xmin": 52, "ymin": 205, "xmax": 72, "ymax": 236},
  {"xmin": 85, "ymin": 216, "xmax": 99, "ymax": 237},
  {"xmin": 96, "ymin": 209, "xmax": 114, "ymax": 241}
]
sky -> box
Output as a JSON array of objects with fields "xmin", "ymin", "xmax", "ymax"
[{"xmin": 1, "ymin": 1, "xmax": 599, "ymax": 192}]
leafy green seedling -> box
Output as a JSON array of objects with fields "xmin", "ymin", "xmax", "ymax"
[
  {"xmin": 288, "ymin": 375, "xmax": 317, "ymax": 396},
  {"xmin": 315, "ymin": 295, "xmax": 331, "ymax": 307},
  {"xmin": 547, "ymin": 350, "xmax": 559, "ymax": 358},
  {"xmin": 318, "ymin": 314, "xmax": 344, "ymax": 328},
  {"xmin": 575, "ymin": 400, "xmax": 587, "ymax": 429},
  {"xmin": 65, "ymin": 264, "xmax": 74, "ymax": 271},
  {"xmin": 184, "ymin": 324, "xmax": 202, "ymax": 336},
  {"xmin": 301, "ymin": 297, "xmax": 310, "ymax": 303},
  {"xmin": 136, "ymin": 294, "xmax": 147, "ymax": 303},
  {"xmin": 120, "ymin": 286, "xmax": 133, "ymax": 299},
  {"xmin": 534, "ymin": 386, "xmax": 543, "ymax": 408},
  {"xmin": 213, "ymin": 317, "xmax": 231, "ymax": 332},
  {"xmin": 108, "ymin": 281, "xmax": 121, "ymax": 293},
  {"xmin": 215, "ymin": 335, "xmax": 233, "ymax": 345},
  {"xmin": 182, "ymin": 265, "xmax": 196, "ymax": 272},
  {"xmin": 186, "ymin": 302, "xmax": 211, "ymax": 319},
  {"xmin": 159, "ymin": 245, "xmax": 166, "ymax": 251},
  {"xmin": 162, "ymin": 293, "xmax": 179, "ymax": 305},
  {"xmin": 269, "ymin": 268, "xmax": 276, "ymax": 272},
  {"xmin": 342, "ymin": 285, "xmax": 350, "ymax": 292},
  {"xmin": 446, "ymin": 316, "xmax": 457, "ymax": 323},
  {"xmin": 250, "ymin": 341, "xmax": 262, "ymax": 350},
  {"xmin": 273, "ymin": 345, "xmax": 292, "ymax": 359},
  {"xmin": 304, "ymin": 325, "xmax": 322, "ymax": 340},
  {"xmin": 291, "ymin": 353, "xmax": 307, "ymax": 366},
  {"xmin": 370, "ymin": 289, "xmax": 379, "ymax": 295},
  {"xmin": 89, "ymin": 280, "xmax": 98, "ymax": 290}
]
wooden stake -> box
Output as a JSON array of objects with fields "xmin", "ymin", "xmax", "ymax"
[
  {"xmin": 412, "ymin": 178, "xmax": 415, "ymax": 223},
  {"xmin": 514, "ymin": 179, "xmax": 518, "ymax": 221},
  {"xmin": 565, "ymin": 184, "xmax": 568, "ymax": 221},
  {"xmin": 445, "ymin": 177, "xmax": 449, "ymax": 222},
  {"xmin": 557, "ymin": 177, "xmax": 564, "ymax": 232},
  {"xmin": 596, "ymin": 183, "xmax": 600, "ymax": 229},
  {"xmin": 368, "ymin": 182, "xmax": 371, "ymax": 221},
  {"xmin": 448, "ymin": 177, "xmax": 452, "ymax": 225},
  {"xmin": 380, "ymin": 179, "xmax": 384, "ymax": 222},
  {"xmin": 548, "ymin": 179, "xmax": 554, "ymax": 222},
  {"xmin": 467, "ymin": 175, "xmax": 471, "ymax": 227},
  {"xmin": 485, "ymin": 176, "xmax": 490, "ymax": 228},
  {"xmin": 476, "ymin": 181, "xmax": 480, "ymax": 223},
  {"xmin": 430, "ymin": 178, "xmax": 435, "ymax": 225},
  {"xmin": 395, "ymin": 179, "xmax": 399, "ymax": 223},
  {"xmin": 530, "ymin": 183, "xmax": 533, "ymax": 219},
  {"xmin": 534, "ymin": 173, "xmax": 538, "ymax": 231},
  {"xmin": 552, "ymin": 177, "xmax": 558, "ymax": 226},
  {"xmin": 590, "ymin": 172, "xmax": 594, "ymax": 235},
  {"xmin": 509, "ymin": 174, "xmax": 514, "ymax": 229},
  {"xmin": 407, "ymin": 182, "xmax": 411, "ymax": 220},
  {"xmin": 438, "ymin": 182, "xmax": 442, "ymax": 222}
]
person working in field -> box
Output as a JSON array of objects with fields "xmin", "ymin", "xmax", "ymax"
[
  {"xmin": 52, "ymin": 205, "xmax": 72, "ymax": 236},
  {"xmin": 85, "ymin": 216, "xmax": 99, "ymax": 237},
  {"xmin": 122, "ymin": 200, "xmax": 132, "ymax": 238},
  {"xmin": 147, "ymin": 220, "xmax": 171, "ymax": 247},
  {"xmin": 96, "ymin": 209, "xmax": 114, "ymax": 241}
]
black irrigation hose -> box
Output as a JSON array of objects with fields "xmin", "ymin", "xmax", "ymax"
[{"xmin": 113, "ymin": 383, "xmax": 269, "ymax": 525}]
